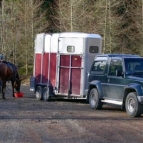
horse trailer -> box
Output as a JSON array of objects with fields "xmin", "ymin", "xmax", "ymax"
[{"xmin": 30, "ymin": 32, "xmax": 102, "ymax": 101}]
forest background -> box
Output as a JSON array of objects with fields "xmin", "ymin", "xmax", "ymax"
[{"xmin": 0, "ymin": 0, "xmax": 143, "ymax": 75}]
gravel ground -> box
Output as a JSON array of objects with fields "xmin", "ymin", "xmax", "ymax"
[{"xmin": 0, "ymin": 85, "xmax": 143, "ymax": 143}]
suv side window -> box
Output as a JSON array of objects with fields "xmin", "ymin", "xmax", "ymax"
[
  {"xmin": 125, "ymin": 61, "xmax": 143, "ymax": 72},
  {"xmin": 109, "ymin": 59, "xmax": 123, "ymax": 76},
  {"xmin": 91, "ymin": 60, "xmax": 106, "ymax": 74}
]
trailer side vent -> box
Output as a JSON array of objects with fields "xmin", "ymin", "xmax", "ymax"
[{"xmin": 89, "ymin": 46, "xmax": 99, "ymax": 53}]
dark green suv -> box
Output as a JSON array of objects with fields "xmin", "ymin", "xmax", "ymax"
[{"xmin": 87, "ymin": 54, "xmax": 143, "ymax": 117}]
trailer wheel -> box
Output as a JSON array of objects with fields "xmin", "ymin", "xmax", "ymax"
[
  {"xmin": 43, "ymin": 87, "xmax": 51, "ymax": 101},
  {"xmin": 125, "ymin": 92, "xmax": 142, "ymax": 117},
  {"xmin": 89, "ymin": 88, "xmax": 102, "ymax": 109},
  {"xmin": 35, "ymin": 86, "xmax": 43, "ymax": 100}
]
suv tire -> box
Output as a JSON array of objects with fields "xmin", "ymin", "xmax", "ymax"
[
  {"xmin": 125, "ymin": 92, "xmax": 142, "ymax": 117},
  {"xmin": 89, "ymin": 88, "xmax": 102, "ymax": 109}
]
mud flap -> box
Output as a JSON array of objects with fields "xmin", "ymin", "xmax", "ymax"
[
  {"xmin": 0, "ymin": 81, "xmax": 2, "ymax": 94},
  {"xmin": 30, "ymin": 76, "xmax": 35, "ymax": 91}
]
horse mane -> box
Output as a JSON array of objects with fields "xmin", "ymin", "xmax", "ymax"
[{"xmin": 9, "ymin": 62, "xmax": 20, "ymax": 80}]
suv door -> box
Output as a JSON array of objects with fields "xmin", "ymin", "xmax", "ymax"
[{"xmin": 105, "ymin": 58, "xmax": 124, "ymax": 100}]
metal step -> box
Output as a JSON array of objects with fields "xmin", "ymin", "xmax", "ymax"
[{"xmin": 101, "ymin": 99, "xmax": 122, "ymax": 105}]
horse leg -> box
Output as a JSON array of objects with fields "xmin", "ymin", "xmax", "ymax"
[
  {"xmin": 11, "ymin": 81, "xmax": 15, "ymax": 97},
  {"xmin": 2, "ymin": 81, "xmax": 6, "ymax": 99}
]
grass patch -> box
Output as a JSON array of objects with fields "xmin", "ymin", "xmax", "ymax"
[
  {"xmin": 18, "ymin": 66, "xmax": 33, "ymax": 76},
  {"xmin": 17, "ymin": 66, "xmax": 33, "ymax": 85}
]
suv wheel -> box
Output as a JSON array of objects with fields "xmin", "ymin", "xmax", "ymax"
[
  {"xmin": 89, "ymin": 88, "xmax": 102, "ymax": 109},
  {"xmin": 125, "ymin": 92, "xmax": 142, "ymax": 117}
]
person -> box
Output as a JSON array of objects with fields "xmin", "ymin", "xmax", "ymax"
[
  {"xmin": 0, "ymin": 54, "xmax": 9, "ymax": 65},
  {"xmin": 0, "ymin": 54, "xmax": 5, "ymax": 62}
]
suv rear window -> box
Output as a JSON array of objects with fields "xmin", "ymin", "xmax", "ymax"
[{"xmin": 91, "ymin": 60, "xmax": 106, "ymax": 73}]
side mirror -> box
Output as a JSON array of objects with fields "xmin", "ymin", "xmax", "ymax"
[
  {"xmin": 116, "ymin": 70, "xmax": 123, "ymax": 76},
  {"xmin": 87, "ymin": 72, "xmax": 90, "ymax": 77}
]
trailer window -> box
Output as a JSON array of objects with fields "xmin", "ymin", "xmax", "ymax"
[
  {"xmin": 67, "ymin": 46, "xmax": 75, "ymax": 53},
  {"xmin": 89, "ymin": 46, "xmax": 98, "ymax": 53}
]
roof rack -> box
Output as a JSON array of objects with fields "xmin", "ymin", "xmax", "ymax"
[{"xmin": 97, "ymin": 54, "xmax": 140, "ymax": 58}]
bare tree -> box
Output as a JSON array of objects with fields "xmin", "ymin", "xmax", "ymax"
[
  {"xmin": 0, "ymin": 0, "xmax": 48, "ymax": 75},
  {"xmin": 50, "ymin": 0, "xmax": 97, "ymax": 32}
]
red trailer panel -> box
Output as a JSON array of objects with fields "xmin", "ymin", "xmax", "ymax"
[
  {"xmin": 49, "ymin": 53, "xmax": 57, "ymax": 87},
  {"xmin": 41, "ymin": 53, "xmax": 57, "ymax": 86},
  {"xmin": 58, "ymin": 55, "xmax": 81, "ymax": 95},
  {"xmin": 35, "ymin": 54, "xmax": 42, "ymax": 84},
  {"xmin": 42, "ymin": 53, "xmax": 49, "ymax": 83},
  {"xmin": 71, "ymin": 55, "xmax": 81, "ymax": 95},
  {"xmin": 58, "ymin": 55, "xmax": 70, "ymax": 93}
]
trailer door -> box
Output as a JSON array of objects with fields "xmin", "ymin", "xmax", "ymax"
[{"xmin": 57, "ymin": 54, "xmax": 82, "ymax": 96}]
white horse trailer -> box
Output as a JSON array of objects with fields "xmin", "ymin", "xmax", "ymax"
[{"xmin": 30, "ymin": 32, "xmax": 102, "ymax": 101}]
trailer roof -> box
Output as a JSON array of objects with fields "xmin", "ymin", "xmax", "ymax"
[{"xmin": 58, "ymin": 32, "xmax": 102, "ymax": 38}]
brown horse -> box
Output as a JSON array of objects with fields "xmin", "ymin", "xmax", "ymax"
[{"xmin": 0, "ymin": 62, "xmax": 21, "ymax": 99}]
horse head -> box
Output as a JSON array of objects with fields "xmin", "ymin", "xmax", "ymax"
[{"xmin": 14, "ymin": 77, "xmax": 22, "ymax": 92}]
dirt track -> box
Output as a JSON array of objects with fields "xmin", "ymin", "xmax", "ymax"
[{"xmin": 0, "ymin": 85, "xmax": 143, "ymax": 143}]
